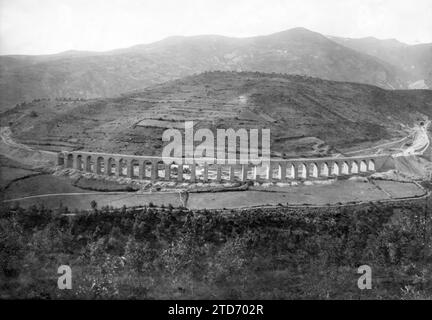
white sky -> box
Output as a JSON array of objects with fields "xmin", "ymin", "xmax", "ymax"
[{"xmin": 1, "ymin": 0, "xmax": 431, "ymax": 55}]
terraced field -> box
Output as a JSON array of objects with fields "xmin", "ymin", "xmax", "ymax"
[{"xmin": 2, "ymin": 72, "xmax": 431, "ymax": 160}]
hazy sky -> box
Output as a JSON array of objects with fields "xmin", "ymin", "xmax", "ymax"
[{"xmin": 1, "ymin": 0, "xmax": 431, "ymax": 55}]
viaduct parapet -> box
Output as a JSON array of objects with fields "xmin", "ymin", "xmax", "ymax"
[{"xmin": 57, "ymin": 151, "xmax": 392, "ymax": 183}]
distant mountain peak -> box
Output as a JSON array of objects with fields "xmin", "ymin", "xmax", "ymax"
[
  {"xmin": 268, "ymin": 27, "xmax": 324, "ymax": 37},
  {"xmin": 1, "ymin": 27, "xmax": 430, "ymax": 112},
  {"xmin": 330, "ymin": 35, "xmax": 408, "ymax": 47}
]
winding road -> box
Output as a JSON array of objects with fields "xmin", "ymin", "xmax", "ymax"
[{"xmin": 397, "ymin": 120, "xmax": 430, "ymax": 156}]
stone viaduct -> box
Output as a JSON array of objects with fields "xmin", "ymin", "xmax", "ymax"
[{"xmin": 57, "ymin": 151, "xmax": 394, "ymax": 183}]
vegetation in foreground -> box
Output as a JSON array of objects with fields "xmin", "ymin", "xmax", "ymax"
[{"xmin": 1, "ymin": 196, "xmax": 432, "ymax": 299}]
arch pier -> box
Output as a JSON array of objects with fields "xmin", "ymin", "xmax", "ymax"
[{"xmin": 57, "ymin": 151, "xmax": 391, "ymax": 183}]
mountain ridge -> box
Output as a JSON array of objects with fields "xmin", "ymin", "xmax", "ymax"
[
  {"xmin": 1, "ymin": 27, "xmax": 423, "ymax": 111},
  {"xmin": 329, "ymin": 35, "xmax": 432, "ymax": 89}
]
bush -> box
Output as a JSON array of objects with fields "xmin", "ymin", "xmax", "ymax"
[
  {"xmin": 1, "ymin": 200, "xmax": 431, "ymax": 299},
  {"xmin": 90, "ymin": 200, "xmax": 98, "ymax": 210}
]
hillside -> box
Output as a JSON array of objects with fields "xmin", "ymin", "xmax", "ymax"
[
  {"xmin": 2, "ymin": 71, "xmax": 432, "ymax": 159},
  {"xmin": 0, "ymin": 28, "xmax": 408, "ymax": 111},
  {"xmin": 329, "ymin": 36, "xmax": 432, "ymax": 89}
]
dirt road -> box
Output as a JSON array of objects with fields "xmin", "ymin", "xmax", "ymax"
[
  {"xmin": 0, "ymin": 126, "xmax": 57, "ymax": 167},
  {"xmin": 396, "ymin": 120, "xmax": 430, "ymax": 156}
]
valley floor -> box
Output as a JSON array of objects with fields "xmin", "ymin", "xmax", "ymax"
[
  {"xmin": 2, "ymin": 171, "xmax": 427, "ymax": 210},
  {"xmin": 0, "ymin": 125, "xmax": 430, "ymax": 211}
]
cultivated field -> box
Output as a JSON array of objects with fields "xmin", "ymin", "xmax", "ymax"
[{"xmin": 3, "ymin": 177, "xmax": 426, "ymax": 211}]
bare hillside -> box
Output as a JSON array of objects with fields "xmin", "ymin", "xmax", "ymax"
[
  {"xmin": 0, "ymin": 28, "xmax": 408, "ymax": 111},
  {"xmin": 329, "ymin": 36, "xmax": 432, "ymax": 88},
  {"xmin": 2, "ymin": 71, "xmax": 432, "ymax": 158}
]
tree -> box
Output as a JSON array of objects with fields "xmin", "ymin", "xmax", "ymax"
[{"xmin": 90, "ymin": 200, "xmax": 98, "ymax": 210}]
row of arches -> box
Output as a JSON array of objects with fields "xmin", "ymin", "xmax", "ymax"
[
  {"xmin": 58, "ymin": 152, "xmax": 377, "ymax": 182},
  {"xmin": 61, "ymin": 153, "xmax": 164, "ymax": 179},
  {"xmin": 271, "ymin": 159, "xmax": 375, "ymax": 180}
]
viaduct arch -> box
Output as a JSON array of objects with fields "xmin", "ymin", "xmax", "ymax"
[{"xmin": 57, "ymin": 151, "xmax": 392, "ymax": 183}]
